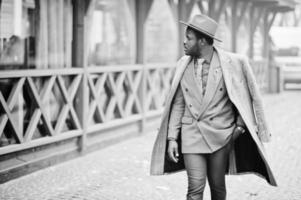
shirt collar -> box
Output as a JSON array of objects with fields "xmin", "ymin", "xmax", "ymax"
[
  {"xmin": 202, "ymin": 52, "xmax": 213, "ymax": 64},
  {"xmin": 195, "ymin": 49, "xmax": 214, "ymax": 65}
]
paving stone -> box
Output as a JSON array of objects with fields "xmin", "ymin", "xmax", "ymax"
[{"xmin": 0, "ymin": 91, "xmax": 301, "ymax": 200}]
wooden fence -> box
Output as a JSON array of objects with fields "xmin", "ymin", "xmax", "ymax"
[{"xmin": 0, "ymin": 64, "xmax": 176, "ymax": 155}]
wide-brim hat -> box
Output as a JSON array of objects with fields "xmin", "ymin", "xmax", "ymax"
[{"xmin": 180, "ymin": 14, "xmax": 222, "ymax": 42}]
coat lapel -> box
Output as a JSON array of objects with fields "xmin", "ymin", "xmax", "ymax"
[
  {"xmin": 162, "ymin": 56, "xmax": 192, "ymax": 118},
  {"xmin": 170, "ymin": 56, "xmax": 192, "ymax": 93},
  {"xmin": 215, "ymin": 48, "xmax": 233, "ymax": 96}
]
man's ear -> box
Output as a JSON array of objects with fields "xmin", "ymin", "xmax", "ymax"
[
  {"xmin": 197, "ymin": 40, "xmax": 201, "ymax": 46},
  {"xmin": 198, "ymin": 38, "xmax": 205, "ymax": 47}
]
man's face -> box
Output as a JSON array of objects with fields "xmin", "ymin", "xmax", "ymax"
[{"xmin": 183, "ymin": 29, "xmax": 200, "ymax": 56}]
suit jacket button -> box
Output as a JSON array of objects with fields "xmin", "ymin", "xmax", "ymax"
[
  {"xmin": 189, "ymin": 104, "xmax": 192, "ymax": 107},
  {"xmin": 209, "ymin": 117, "xmax": 214, "ymax": 121},
  {"xmin": 185, "ymin": 88, "xmax": 188, "ymax": 92}
]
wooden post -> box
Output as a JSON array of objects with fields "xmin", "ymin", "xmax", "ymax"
[
  {"xmin": 178, "ymin": 0, "xmax": 187, "ymax": 59},
  {"xmin": 135, "ymin": 0, "xmax": 153, "ymax": 64},
  {"xmin": 72, "ymin": 0, "xmax": 89, "ymax": 152},
  {"xmin": 231, "ymin": 0, "xmax": 238, "ymax": 52},
  {"xmin": 249, "ymin": 4, "xmax": 265, "ymax": 59},
  {"xmin": 168, "ymin": 0, "xmax": 180, "ymax": 58},
  {"xmin": 263, "ymin": 10, "xmax": 270, "ymax": 58},
  {"xmin": 0, "ymin": 0, "xmax": 1, "ymax": 36},
  {"xmin": 168, "ymin": 0, "xmax": 179, "ymax": 20},
  {"xmin": 140, "ymin": 66, "xmax": 147, "ymax": 134},
  {"xmin": 249, "ymin": 4, "xmax": 255, "ymax": 59},
  {"xmin": 197, "ymin": 0, "xmax": 208, "ymax": 15},
  {"xmin": 177, "ymin": 0, "xmax": 194, "ymax": 58},
  {"xmin": 208, "ymin": 0, "xmax": 216, "ymax": 18},
  {"xmin": 263, "ymin": 10, "xmax": 271, "ymax": 92},
  {"xmin": 294, "ymin": 7, "xmax": 301, "ymax": 26},
  {"xmin": 214, "ymin": 0, "xmax": 227, "ymax": 21},
  {"xmin": 135, "ymin": 0, "xmax": 153, "ymax": 133},
  {"xmin": 263, "ymin": 9, "xmax": 278, "ymax": 92},
  {"xmin": 231, "ymin": 1, "xmax": 249, "ymax": 53}
]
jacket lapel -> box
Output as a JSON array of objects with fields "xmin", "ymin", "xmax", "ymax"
[
  {"xmin": 181, "ymin": 59, "xmax": 204, "ymax": 104},
  {"xmin": 197, "ymin": 51, "xmax": 222, "ymax": 117}
]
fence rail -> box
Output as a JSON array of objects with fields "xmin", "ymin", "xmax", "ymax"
[{"xmin": 0, "ymin": 64, "xmax": 176, "ymax": 155}]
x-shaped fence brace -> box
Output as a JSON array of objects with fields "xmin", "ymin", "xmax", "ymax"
[
  {"xmin": 0, "ymin": 65, "xmax": 175, "ymax": 147},
  {"xmin": 145, "ymin": 68, "xmax": 175, "ymax": 111},
  {"xmin": 87, "ymin": 70, "xmax": 143, "ymax": 124},
  {"xmin": 0, "ymin": 75, "xmax": 82, "ymax": 144}
]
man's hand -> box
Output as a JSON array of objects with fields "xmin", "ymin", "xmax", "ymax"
[
  {"xmin": 168, "ymin": 140, "xmax": 179, "ymax": 163},
  {"xmin": 232, "ymin": 126, "xmax": 245, "ymax": 141}
]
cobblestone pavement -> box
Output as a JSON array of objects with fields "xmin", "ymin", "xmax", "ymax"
[{"xmin": 1, "ymin": 91, "xmax": 301, "ymax": 200}]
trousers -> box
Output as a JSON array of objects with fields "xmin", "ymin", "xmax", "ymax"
[{"xmin": 183, "ymin": 136, "xmax": 233, "ymax": 200}]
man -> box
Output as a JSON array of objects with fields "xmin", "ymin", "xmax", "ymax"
[{"xmin": 150, "ymin": 14, "xmax": 277, "ymax": 200}]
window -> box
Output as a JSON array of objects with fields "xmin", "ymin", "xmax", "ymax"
[
  {"xmin": 0, "ymin": 0, "xmax": 74, "ymax": 147},
  {"xmin": 144, "ymin": 0, "xmax": 178, "ymax": 63},
  {"xmin": 0, "ymin": 0, "xmax": 73, "ymax": 69},
  {"xmin": 87, "ymin": 0, "xmax": 136, "ymax": 66}
]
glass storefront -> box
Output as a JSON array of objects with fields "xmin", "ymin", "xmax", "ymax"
[
  {"xmin": 0, "ymin": 0, "xmax": 73, "ymax": 70},
  {"xmin": 0, "ymin": 0, "xmax": 74, "ymax": 147}
]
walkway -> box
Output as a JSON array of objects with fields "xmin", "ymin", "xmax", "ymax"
[{"xmin": 0, "ymin": 91, "xmax": 301, "ymax": 200}]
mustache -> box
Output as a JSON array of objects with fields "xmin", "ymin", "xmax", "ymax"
[{"xmin": 183, "ymin": 45, "xmax": 199, "ymax": 50}]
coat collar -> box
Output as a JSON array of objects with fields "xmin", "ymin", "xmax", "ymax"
[
  {"xmin": 170, "ymin": 56, "xmax": 192, "ymax": 91},
  {"xmin": 215, "ymin": 47, "xmax": 233, "ymax": 96}
]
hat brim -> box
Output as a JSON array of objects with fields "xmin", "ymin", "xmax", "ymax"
[{"xmin": 180, "ymin": 21, "xmax": 222, "ymax": 42}]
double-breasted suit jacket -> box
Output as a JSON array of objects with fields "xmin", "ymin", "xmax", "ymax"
[
  {"xmin": 168, "ymin": 51, "xmax": 237, "ymax": 153},
  {"xmin": 150, "ymin": 47, "xmax": 277, "ymax": 186}
]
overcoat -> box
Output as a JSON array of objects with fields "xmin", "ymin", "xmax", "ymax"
[{"xmin": 150, "ymin": 48, "xmax": 277, "ymax": 186}]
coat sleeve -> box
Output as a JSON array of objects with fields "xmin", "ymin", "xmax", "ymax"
[
  {"xmin": 241, "ymin": 56, "xmax": 271, "ymax": 143},
  {"xmin": 167, "ymin": 85, "xmax": 185, "ymax": 140}
]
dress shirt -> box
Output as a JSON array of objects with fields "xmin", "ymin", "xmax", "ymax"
[{"xmin": 194, "ymin": 53, "xmax": 213, "ymax": 96}]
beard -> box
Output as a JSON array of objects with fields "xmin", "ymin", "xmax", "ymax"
[{"xmin": 185, "ymin": 44, "xmax": 201, "ymax": 57}]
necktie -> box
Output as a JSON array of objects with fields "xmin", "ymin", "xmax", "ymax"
[
  {"xmin": 201, "ymin": 60, "xmax": 210, "ymax": 95},
  {"xmin": 195, "ymin": 58, "xmax": 205, "ymax": 82},
  {"xmin": 195, "ymin": 58, "xmax": 209, "ymax": 96}
]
